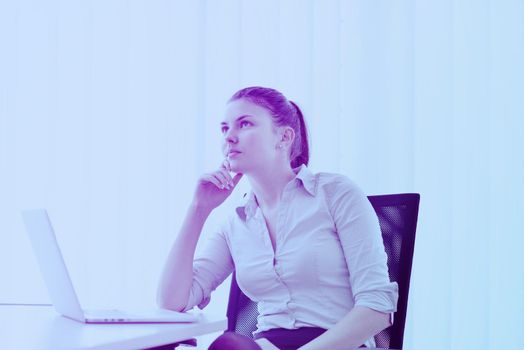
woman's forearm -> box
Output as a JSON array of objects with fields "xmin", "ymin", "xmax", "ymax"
[
  {"xmin": 298, "ymin": 306, "xmax": 391, "ymax": 350},
  {"xmin": 156, "ymin": 202, "xmax": 212, "ymax": 311}
]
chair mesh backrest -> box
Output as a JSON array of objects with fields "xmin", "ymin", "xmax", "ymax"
[{"xmin": 226, "ymin": 193, "xmax": 420, "ymax": 349}]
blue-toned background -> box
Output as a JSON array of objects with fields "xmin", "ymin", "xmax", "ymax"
[{"xmin": 1, "ymin": 1, "xmax": 523, "ymax": 349}]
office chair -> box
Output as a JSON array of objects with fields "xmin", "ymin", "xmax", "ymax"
[
  {"xmin": 162, "ymin": 193, "xmax": 420, "ymax": 350},
  {"xmin": 225, "ymin": 193, "xmax": 420, "ymax": 349}
]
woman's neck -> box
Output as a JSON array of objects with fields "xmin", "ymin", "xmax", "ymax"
[{"xmin": 248, "ymin": 164, "xmax": 297, "ymax": 210}]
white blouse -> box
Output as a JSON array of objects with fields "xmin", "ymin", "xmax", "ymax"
[{"xmin": 182, "ymin": 164, "xmax": 398, "ymax": 347}]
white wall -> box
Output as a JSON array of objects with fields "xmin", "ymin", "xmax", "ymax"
[{"xmin": 1, "ymin": 1, "xmax": 523, "ymax": 349}]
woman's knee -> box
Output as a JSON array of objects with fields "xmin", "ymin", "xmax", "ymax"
[{"xmin": 208, "ymin": 332, "xmax": 262, "ymax": 350}]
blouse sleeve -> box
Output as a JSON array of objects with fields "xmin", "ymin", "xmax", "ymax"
[
  {"xmin": 326, "ymin": 175, "xmax": 399, "ymax": 314},
  {"xmin": 182, "ymin": 225, "xmax": 234, "ymax": 312}
]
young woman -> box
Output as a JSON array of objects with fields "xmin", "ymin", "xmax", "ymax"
[{"xmin": 157, "ymin": 87, "xmax": 398, "ymax": 350}]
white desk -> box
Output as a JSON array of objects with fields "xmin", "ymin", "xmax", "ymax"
[{"xmin": 0, "ymin": 305, "xmax": 227, "ymax": 350}]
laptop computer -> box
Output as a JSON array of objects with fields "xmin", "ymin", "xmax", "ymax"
[{"xmin": 21, "ymin": 209, "xmax": 199, "ymax": 324}]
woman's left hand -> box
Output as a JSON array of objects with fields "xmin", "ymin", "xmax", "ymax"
[{"xmin": 255, "ymin": 338, "xmax": 280, "ymax": 350}]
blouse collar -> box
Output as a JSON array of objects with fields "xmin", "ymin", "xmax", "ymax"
[{"xmin": 236, "ymin": 164, "xmax": 318, "ymax": 221}]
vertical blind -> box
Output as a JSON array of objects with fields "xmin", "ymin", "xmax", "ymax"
[{"xmin": 0, "ymin": 1, "xmax": 522, "ymax": 349}]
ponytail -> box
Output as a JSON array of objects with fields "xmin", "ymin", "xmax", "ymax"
[{"xmin": 289, "ymin": 101, "xmax": 309, "ymax": 169}]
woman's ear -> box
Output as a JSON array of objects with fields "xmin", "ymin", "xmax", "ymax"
[{"xmin": 280, "ymin": 127, "xmax": 295, "ymax": 147}]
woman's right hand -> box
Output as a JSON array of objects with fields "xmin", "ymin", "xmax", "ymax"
[{"xmin": 192, "ymin": 159, "xmax": 243, "ymax": 212}]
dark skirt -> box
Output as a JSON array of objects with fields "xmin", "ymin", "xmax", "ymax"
[
  {"xmin": 208, "ymin": 327, "xmax": 327, "ymax": 350},
  {"xmin": 253, "ymin": 327, "xmax": 328, "ymax": 350},
  {"xmin": 208, "ymin": 327, "xmax": 367, "ymax": 350}
]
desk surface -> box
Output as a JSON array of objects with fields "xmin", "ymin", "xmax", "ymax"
[{"xmin": 0, "ymin": 304, "xmax": 227, "ymax": 350}]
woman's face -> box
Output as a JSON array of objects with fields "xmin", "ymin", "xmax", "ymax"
[{"xmin": 221, "ymin": 99, "xmax": 283, "ymax": 174}]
